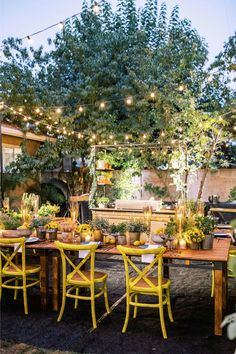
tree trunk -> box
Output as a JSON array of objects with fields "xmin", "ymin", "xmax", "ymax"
[{"xmin": 197, "ymin": 167, "xmax": 208, "ymax": 200}]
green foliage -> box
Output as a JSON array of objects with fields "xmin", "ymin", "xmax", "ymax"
[
  {"xmin": 40, "ymin": 183, "xmax": 65, "ymax": 205},
  {"xmin": 127, "ymin": 219, "xmax": 147, "ymax": 233},
  {"xmin": 96, "ymin": 196, "xmax": 109, "ymax": 205},
  {"xmin": 228, "ymin": 186, "xmax": 236, "ymax": 202},
  {"xmin": 195, "ymin": 216, "xmax": 216, "ymax": 235},
  {"xmin": 38, "ymin": 202, "xmax": 60, "ymax": 217},
  {"xmin": 0, "ymin": 211, "xmax": 22, "ymax": 230},
  {"xmin": 90, "ymin": 216, "xmax": 109, "ymax": 230},
  {"xmin": 144, "ymin": 182, "xmax": 167, "ymax": 198},
  {"xmin": 109, "ymin": 222, "xmax": 127, "ymax": 234},
  {"xmin": 30, "ymin": 217, "xmax": 51, "ymax": 228},
  {"xmin": 165, "ymin": 218, "xmax": 177, "ymax": 236}
]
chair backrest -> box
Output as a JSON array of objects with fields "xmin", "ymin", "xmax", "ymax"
[
  {"xmin": 0, "ymin": 237, "xmax": 26, "ymax": 275},
  {"xmin": 228, "ymin": 251, "xmax": 236, "ymax": 278},
  {"xmin": 55, "ymin": 241, "xmax": 98, "ymax": 283},
  {"xmin": 117, "ymin": 245, "xmax": 166, "ymax": 290}
]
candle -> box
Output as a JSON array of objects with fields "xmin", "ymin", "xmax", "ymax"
[
  {"xmin": 85, "ymin": 234, "xmax": 91, "ymax": 242},
  {"xmin": 179, "ymin": 238, "xmax": 187, "ymax": 249}
]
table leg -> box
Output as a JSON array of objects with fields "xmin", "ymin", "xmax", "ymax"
[
  {"xmin": 214, "ymin": 262, "xmax": 223, "ymax": 336},
  {"xmin": 52, "ymin": 256, "xmax": 60, "ymax": 311},
  {"xmin": 222, "ymin": 263, "xmax": 228, "ymax": 310},
  {"xmin": 40, "ymin": 254, "xmax": 49, "ymax": 309}
]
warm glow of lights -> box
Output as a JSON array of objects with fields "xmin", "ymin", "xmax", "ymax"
[
  {"xmin": 163, "ymin": 151, "xmax": 167, "ymax": 155},
  {"xmin": 219, "ymin": 117, "xmax": 223, "ymax": 122},
  {"xmin": 78, "ymin": 106, "xmax": 84, "ymax": 112},
  {"xmin": 171, "ymin": 139, "xmax": 175, "ymax": 144},
  {"xmin": 151, "ymin": 150, "xmax": 155, "ymax": 155},
  {"xmin": 161, "ymin": 132, "xmax": 165, "ymax": 137},
  {"xmin": 92, "ymin": 3, "xmax": 100, "ymax": 14},
  {"xmin": 177, "ymin": 85, "xmax": 184, "ymax": 92},
  {"xmin": 150, "ymin": 92, "xmax": 155, "ymax": 99},
  {"xmin": 178, "ymin": 127, "xmax": 183, "ymax": 132},
  {"xmin": 102, "ymin": 140, "xmax": 105, "ymax": 144},
  {"xmin": 27, "ymin": 36, "xmax": 34, "ymax": 44},
  {"xmin": 58, "ymin": 22, "xmax": 64, "ymax": 30},
  {"xmin": 125, "ymin": 135, "xmax": 129, "ymax": 140},
  {"xmin": 100, "ymin": 101, "xmax": 105, "ymax": 109},
  {"xmin": 207, "ymin": 74, "xmax": 213, "ymax": 82},
  {"xmin": 143, "ymin": 134, "xmax": 147, "ymax": 139},
  {"xmin": 19, "ymin": 107, "xmax": 23, "ymax": 112},
  {"xmin": 35, "ymin": 108, "xmax": 40, "ymax": 113},
  {"xmin": 92, "ymin": 134, "xmax": 96, "ymax": 139},
  {"xmin": 129, "ymin": 148, "xmax": 132, "ymax": 153},
  {"xmin": 56, "ymin": 108, "xmax": 62, "ymax": 114},
  {"xmin": 98, "ymin": 141, "xmax": 102, "ymax": 145},
  {"xmin": 126, "ymin": 97, "xmax": 133, "ymax": 105},
  {"xmin": 35, "ymin": 122, "xmax": 40, "ymax": 126},
  {"xmin": 23, "ymin": 117, "xmax": 28, "ymax": 121},
  {"xmin": 140, "ymin": 149, "xmax": 143, "ymax": 153},
  {"xmin": 109, "ymin": 134, "xmax": 114, "ymax": 139},
  {"xmin": 114, "ymin": 141, "xmax": 117, "ymax": 145},
  {"xmin": 233, "ymin": 126, "xmax": 236, "ymax": 131},
  {"xmin": 89, "ymin": 138, "xmax": 93, "ymax": 142},
  {"xmin": 39, "ymin": 113, "xmax": 43, "ymax": 116},
  {"xmin": 199, "ymin": 123, "xmax": 203, "ymax": 128}
]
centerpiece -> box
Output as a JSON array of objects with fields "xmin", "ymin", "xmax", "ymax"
[{"xmin": 45, "ymin": 221, "xmax": 60, "ymax": 241}]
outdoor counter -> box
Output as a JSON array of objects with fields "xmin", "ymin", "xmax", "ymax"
[{"xmin": 91, "ymin": 207, "xmax": 175, "ymax": 232}]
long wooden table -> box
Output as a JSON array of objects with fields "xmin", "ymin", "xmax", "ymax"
[{"xmin": 1, "ymin": 238, "xmax": 231, "ymax": 336}]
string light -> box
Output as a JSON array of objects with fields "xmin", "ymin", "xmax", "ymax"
[
  {"xmin": 57, "ymin": 22, "xmax": 64, "ymax": 30},
  {"xmin": 18, "ymin": 107, "xmax": 23, "ymax": 112},
  {"xmin": 143, "ymin": 134, "xmax": 147, "ymax": 139},
  {"xmin": 56, "ymin": 108, "xmax": 62, "ymax": 114},
  {"xmin": 125, "ymin": 135, "xmax": 129, "ymax": 140},
  {"xmin": 99, "ymin": 101, "xmax": 106, "ymax": 109},
  {"xmin": 92, "ymin": 2, "xmax": 100, "ymax": 14},
  {"xmin": 92, "ymin": 134, "xmax": 96, "ymax": 139},
  {"xmin": 177, "ymin": 85, "xmax": 184, "ymax": 92},
  {"xmin": 150, "ymin": 92, "xmax": 155, "ymax": 99},
  {"xmin": 161, "ymin": 132, "xmax": 165, "ymax": 137},
  {"xmin": 27, "ymin": 36, "xmax": 33, "ymax": 44},
  {"xmin": 35, "ymin": 108, "xmax": 40, "ymax": 113},
  {"xmin": 78, "ymin": 106, "xmax": 84, "ymax": 113},
  {"xmin": 109, "ymin": 134, "xmax": 114, "ymax": 139},
  {"xmin": 125, "ymin": 97, "xmax": 133, "ymax": 105}
]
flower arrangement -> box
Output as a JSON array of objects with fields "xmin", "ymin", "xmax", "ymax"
[
  {"xmin": 195, "ymin": 216, "xmax": 216, "ymax": 235},
  {"xmin": 76, "ymin": 223, "xmax": 91, "ymax": 234},
  {"xmin": 0, "ymin": 211, "xmax": 22, "ymax": 230},
  {"xmin": 183, "ymin": 227, "xmax": 205, "ymax": 244},
  {"xmin": 45, "ymin": 221, "xmax": 60, "ymax": 230},
  {"xmin": 38, "ymin": 202, "xmax": 60, "ymax": 217}
]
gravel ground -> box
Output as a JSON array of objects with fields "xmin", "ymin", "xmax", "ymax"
[{"xmin": 1, "ymin": 258, "xmax": 236, "ymax": 354}]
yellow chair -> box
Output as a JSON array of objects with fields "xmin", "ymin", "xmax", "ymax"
[
  {"xmin": 55, "ymin": 241, "xmax": 110, "ymax": 328},
  {"xmin": 117, "ymin": 245, "xmax": 173, "ymax": 339},
  {"xmin": 0, "ymin": 237, "xmax": 41, "ymax": 314},
  {"xmin": 211, "ymin": 250, "xmax": 236, "ymax": 297}
]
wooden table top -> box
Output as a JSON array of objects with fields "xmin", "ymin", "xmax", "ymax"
[{"xmin": 20, "ymin": 238, "xmax": 231, "ymax": 263}]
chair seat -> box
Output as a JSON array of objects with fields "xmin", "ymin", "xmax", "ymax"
[
  {"xmin": 2, "ymin": 264, "xmax": 41, "ymax": 276},
  {"xmin": 130, "ymin": 276, "xmax": 170, "ymax": 291},
  {"xmin": 68, "ymin": 270, "xmax": 107, "ymax": 284}
]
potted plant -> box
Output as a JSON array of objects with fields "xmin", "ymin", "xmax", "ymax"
[
  {"xmin": 45, "ymin": 221, "xmax": 60, "ymax": 241},
  {"xmin": 38, "ymin": 202, "xmax": 60, "ymax": 217},
  {"xmin": 115, "ymin": 222, "xmax": 127, "ymax": 245},
  {"xmin": 90, "ymin": 217, "xmax": 109, "ymax": 241},
  {"xmin": 0, "ymin": 211, "xmax": 22, "ymax": 237},
  {"xmin": 30, "ymin": 217, "xmax": 51, "ymax": 240},
  {"xmin": 126, "ymin": 220, "xmax": 147, "ymax": 245},
  {"xmin": 183, "ymin": 227, "xmax": 205, "ymax": 249},
  {"xmin": 195, "ymin": 216, "xmax": 216, "ymax": 249},
  {"xmin": 96, "ymin": 196, "xmax": 110, "ymax": 209}
]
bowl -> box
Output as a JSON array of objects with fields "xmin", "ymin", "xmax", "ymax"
[{"xmin": 151, "ymin": 234, "xmax": 165, "ymax": 243}]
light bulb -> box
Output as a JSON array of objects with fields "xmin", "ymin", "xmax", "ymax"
[
  {"xmin": 125, "ymin": 135, "xmax": 129, "ymax": 140},
  {"xmin": 19, "ymin": 107, "xmax": 23, "ymax": 112},
  {"xmin": 109, "ymin": 134, "xmax": 114, "ymax": 139},
  {"xmin": 92, "ymin": 3, "xmax": 100, "ymax": 14},
  {"xmin": 92, "ymin": 134, "xmax": 96, "ymax": 139},
  {"xmin": 177, "ymin": 85, "xmax": 184, "ymax": 92},
  {"xmin": 150, "ymin": 92, "xmax": 155, "ymax": 99},
  {"xmin": 35, "ymin": 122, "xmax": 40, "ymax": 126},
  {"xmin": 23, "ymin": 117, "xmax": 28, "ymax": 121},
  {"xmin": 35, "ymin": 108, "xmax": 40, "ymax": 113},
  {"xmin": 161, "ymin": 132, "xmax": 165, "ymax": 137},
  {"xmin": 56, "ymin": 108, "xmax": 62, "ymax": 114},
  {"xmin": 58, "ymin": 22, "xmax": 64, "ymax": 30},
  {"xmin": 126, "ymin": 97, "xmax": 132, "ymax": 105},
  {"xmin": 143, "ymin": 134, "xmax": 147, "ymax": 139},
  {"xmin": 27, "ymin": 36, "xmax": 34, "ymax": 44},
  {"xmin": 100, "ymin": 101, "xmax": 105, "ymax": 109}
]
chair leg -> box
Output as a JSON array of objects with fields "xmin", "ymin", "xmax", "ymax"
[
  {"xmin": 91, "ymin": 296, "xmax": 97, "ymax": 329},
  {"xmin": 14, "ymin": 278, "xmax": 19, "ymax": 300},
  {"xmin": 133, "ymin": 294, "xmax": 138, "ymax": 319},
  {"xmin": 122, "ymin": 293, "xmax": 130, "ymax": 333},
  {"xmin": 23, "ymin": 278, "xmax": 28, "ymax": 315},
  {"xmin": 58, "ymin": 286, "xmax": 66, "ymax": 322},
  {"xmin": 0, "ymin": 276, "xmax": 2, "ymax": 301},
  {"xmin": 103, "ymin": 281, "xmax": 110, "ymax": 314},
  {"xmin": 166, "ymin": 287, "xmax": 173, "ymax": 322},
  {"xmin": 159, "ymin": 295, "xmax": 167, "ymax": 339},
  {"xmin": 211, "ymin": 269, "xmax": 214, "ymax": 298},
  {"xmin": 74, "ymin": 287, "xmax": 79, "ymax": 309}
]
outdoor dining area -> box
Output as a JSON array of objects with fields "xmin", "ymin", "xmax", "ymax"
[{"xmin": 1, "ymin": 0, "xmax": 236, "ymax": 353}]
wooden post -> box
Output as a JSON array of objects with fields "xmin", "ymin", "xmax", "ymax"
[
  {"xmin": 214, "ymin": 262, "xmax": 223, "ymax": 336},
  {"xmin": 40, "ymin": 254, "xmax": 49, "ymax": 309},
  {"xmin": 52, "ymin": 256, "xmax": 60, "ymax": 311}
]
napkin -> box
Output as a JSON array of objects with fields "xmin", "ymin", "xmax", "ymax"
[
  {"xmin": 141, "ymin": 244, "xmax": 161, "ymax": 263},
  {"xmin": 79, "ymin": 242, "xmax": 98, "ymax": 259}
]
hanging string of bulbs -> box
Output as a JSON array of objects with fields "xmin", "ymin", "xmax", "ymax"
[{"xmin": 0, "ymin": 2, "xmax": 102, "ymax": 48}]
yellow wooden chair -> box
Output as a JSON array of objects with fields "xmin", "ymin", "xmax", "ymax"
[
  {"xmin": 117, "ymin": 245, "xmax": 173, "ymax": 339},
  {"xmin": 0, "ymin": 237, "xmax": 41, "ymax": 314},
  {"xmin": 211, "ymin": 250, "xmax": 236, "ymax": 297},
  {"xmin": 55, "ymin": 241, "xmax": 110, "ymax": 328}
]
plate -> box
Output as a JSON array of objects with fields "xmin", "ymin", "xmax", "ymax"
[{"xmin": 25, "ymin": 237, "xmax": 40, "ymax": 243}]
